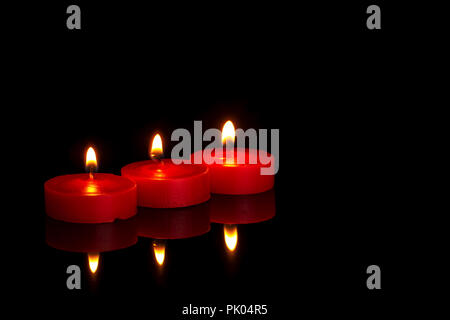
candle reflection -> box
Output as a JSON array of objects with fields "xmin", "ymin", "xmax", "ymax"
[
  {"xmin": 46, "ymin": 217, "xmax": 137, "ymax": 290},
  {"xmin": 208, "ymin": 190, "xmax": 275, "ymax": 256},
  {"xmin": 210, "ymin": 190, "xmax": 275, "ymax": 224},
  {"xmin": 45, "ymin": 216, "xmax": 137, "ymax": 253},
  {"xmin": 137, "ymin": 203, "xmax": 210, "ymax": 240},
  {"xmin": 137, "ymin": 203, "xmax": 210, "ymax": 271}
]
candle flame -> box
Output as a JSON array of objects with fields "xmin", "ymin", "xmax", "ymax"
[
  {"xmin": 85, "ymin": 147, "xmax": 97, "ymax": 171},
  {"xmin": 150, "ymin": 134, "xmax": 163, "ymax": 160},
  {"xmin": 153, "ymin": 240, "xmax": 166, "ymax": 266},
  {"xmin": 222, "ymin": 121, "xmax": 235, "ymax": 144},
  {"xmin": 224, "ymin": 224, "xmax": 238, "ymax": 252},
  {"xmin": 88, "ymin": 252, "xmax": 100, "ymax": 274}
]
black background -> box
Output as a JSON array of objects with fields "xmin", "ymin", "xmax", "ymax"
[{"xmin": 4, "ymin": 0, "xmax": 435, "ymax": 318}]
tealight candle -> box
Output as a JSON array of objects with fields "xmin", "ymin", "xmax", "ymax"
[
  {"xmin": 121, "ymin": 134, "xmax": 210, "ymax": 208},
  {"xmin": 44, "ymin": 147, "xmax": 137, "ymax": 223},
  {"xmin": 192, "ymin": 121, "xmax": 275, "ymax": 194}
]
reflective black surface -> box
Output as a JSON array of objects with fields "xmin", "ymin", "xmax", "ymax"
[{"xmin": 41, "ymin": 198, "xmax": 281, "ymax": 318}]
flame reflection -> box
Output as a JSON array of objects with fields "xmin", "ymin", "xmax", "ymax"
[
  {"xmin": 153, "ymin": 240, "xmax": 166, "ymax": 266},
  {"xmin": 224, "ymin": 224, "xmax": 238, "ymax": 252},
  {"xmin": 88, "ymin": 252, "xmax": 100, "ymax": 274}
]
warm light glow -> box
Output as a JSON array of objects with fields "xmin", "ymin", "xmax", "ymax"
[
  {"xmin": 84, "ymin": 180, "xmax": 99, "ymax": 194},
  {"xmin": 85, "ymin": 147, "xmax": 97, "ymax": 170},
  {"xmin": 222, "ymin": 121, "xmax": 235, "ymax": 143},
  {"xmin": 88, "ymin": 252, "xmax": 100, "ymax": 274},
  {"xmin": 153, "ymin": 240, "xmax": 166, "ymax": 266},
  {"xmin": 224, "ymin": 224, "xmax": 238, "ymax": 252},
  {"xmin": 150, "ymin": 134, "xmax": 163, "ymax": 159}
]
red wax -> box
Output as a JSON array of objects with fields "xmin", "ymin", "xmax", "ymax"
[
  {"xmin": 209, "ymin": 190, "xmax": 276, "ymax": 224},
  {"xmin": 192, "ymin": 148, "xmax": 274, "ymax": 195},
  {"xmin": 137, "ymin": 204, "xmax": 210, "ymax": 239},
  {"xmin": 45, "ymin": 216, "xmax": 137, "ymax": 252},
  {"xmin": 44, "ymin": 173, "xmax": 137, "ymax": 223},
  {"xmin": 121, "ymin": 159, "xmax": 210, "ymax": 208}
]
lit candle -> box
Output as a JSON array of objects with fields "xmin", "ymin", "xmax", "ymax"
[
  {"xmin": 192, "ymin": 121, "xmax": 275, "ymax": 194},
  {"xmin": 44, "ymin": 147, "xmax": 137, "ymax": 223},
  {"xmin": 121, "ymin": 134, "xmax": 210, "ymax": 208}
]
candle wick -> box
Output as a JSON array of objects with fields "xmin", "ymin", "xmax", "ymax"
[
  {"xmin": 223, "ymin": 138, "xmax": 235, "ymax": 164},
  {"xmin": 151, "ymin": 152, "xmax": 164, "ymax": 163},
  {"xmin": 86, "ymin": 164, "xmax": 96, "ymax": 179}
]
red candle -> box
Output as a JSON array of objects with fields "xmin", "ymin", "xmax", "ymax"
[
  {"xmin": 192, "ymin": 121, "xmax": 274, "ymax": 195},
  {"xmin": 44, "ymin": 147, "xmax": 137, "ymax": 223},
  {"xmin": 121, "ymin": 134, "xmax": 210, "ymax": 208}
]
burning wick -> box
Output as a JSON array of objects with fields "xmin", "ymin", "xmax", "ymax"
[
  {"xmin": 150, "ymin": 134, "xmax": 164, "ymax": 162},
  {"xmin": 224, "ymin": 224, "xmax": 238, "ymax": 252},
  {"xmin": 153, "ymin": 240, "xmax": 166, "ymax": 266},
  {"xmin": 85, "ymin": 147, "xmax": 98, "ymax": 179}
]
